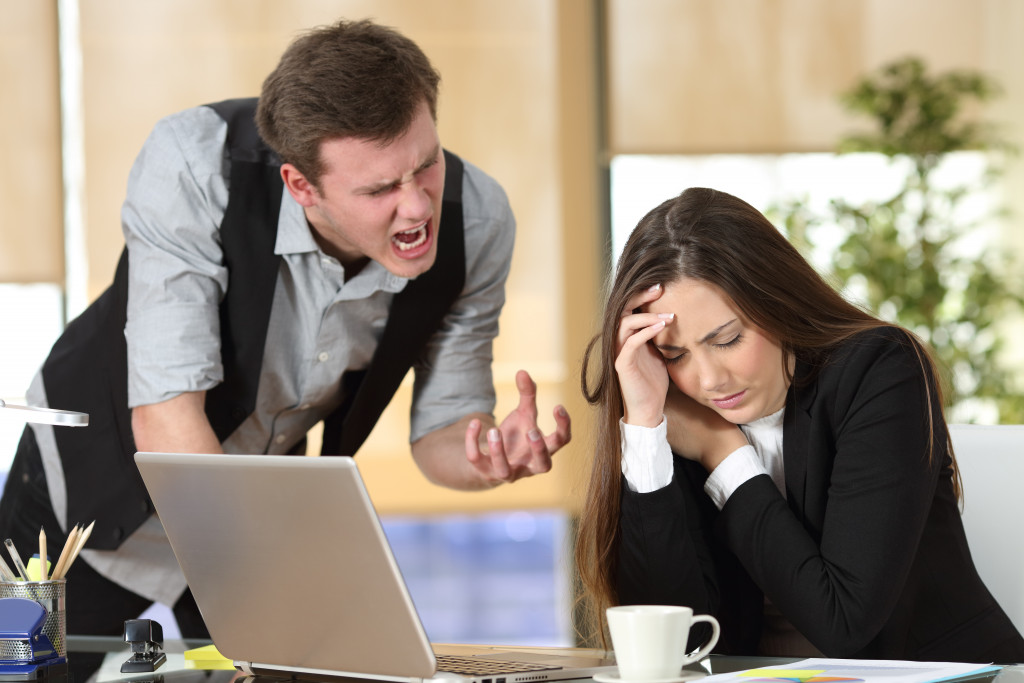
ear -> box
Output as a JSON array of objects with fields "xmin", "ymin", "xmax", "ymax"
[{"xmin": 280, "ymin": 163, "xmax": 319, "ymax": 207}]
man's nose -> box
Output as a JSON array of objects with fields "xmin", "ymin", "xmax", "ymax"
[{"xmin": 397, "ymin": 180, "xmax": 431, "ymax": 221}]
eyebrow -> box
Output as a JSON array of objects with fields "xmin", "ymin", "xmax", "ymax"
[
  {"xmin": 654, "ymin": 318, "xmax": 738, "ymax": 352},
  {"xmin": 357, "ymin": 144, "xmax": 441, "ymax": 194}
]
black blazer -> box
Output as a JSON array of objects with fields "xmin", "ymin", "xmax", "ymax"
[{"xmin": 617, "ymin": 327, "xmax": 1024, "ymax": 663}]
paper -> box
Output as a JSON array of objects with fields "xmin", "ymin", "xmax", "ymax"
[{"xmin": 705, "ymin": 658, "xmax": 999, "ymax": 683}]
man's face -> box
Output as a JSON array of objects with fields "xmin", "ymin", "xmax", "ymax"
[{"xmin": 290, "ymin": 100, "xmax": 445, "ymax": 279}]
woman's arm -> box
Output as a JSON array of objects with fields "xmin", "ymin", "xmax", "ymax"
[
  {"xmin": 617, "ymin": 457, "xmax": 719, "ymax": 608},
  {"xmin": 616, "ymin": 456, "xmax": 728, "ymax": 647}
]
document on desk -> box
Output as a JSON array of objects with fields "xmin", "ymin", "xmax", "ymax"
[{"xmin": 703, "ymin": 658, "xmax": 999, "ymax": 683}]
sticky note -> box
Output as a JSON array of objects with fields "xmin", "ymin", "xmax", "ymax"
[{"xmin": 184, "ymin": 644, "xmax": 234, "ymax": 670}]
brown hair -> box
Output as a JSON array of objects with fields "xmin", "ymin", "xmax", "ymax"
[
  {"xmin": 256, "ymin": 19, "xmax": 441, "ymax": 189},
  {"xmin": 575, "ymin": 187, "xmax": 957, "ymax": 645}
]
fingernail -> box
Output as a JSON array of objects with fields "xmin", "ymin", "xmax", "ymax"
[
  {"xmin": 658, "ymin": 313, "xmax": 674, "ymax": 320},
  {"xmin": 528, "ymin": 429, "xmax": 542, "ymax": 442},
  {"xmin": 488, "ymin": 428, "xmax": 500, "ymax": 443},
  {"xmin": 558, "ymin": 406, "xmax": 568, "ymax": 417},
  {"xmin": 647, "ymin": 284, "xmax": 661, "ymax": 292}
]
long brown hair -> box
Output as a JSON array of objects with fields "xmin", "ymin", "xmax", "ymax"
[{"xmin": 575, "ymin": 187, "xmax": 957, "ymax": 644}]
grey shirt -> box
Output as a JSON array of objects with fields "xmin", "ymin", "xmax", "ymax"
[{"xmin": 31, "ymin": 105, "xmax": 515, "ymax": 603}]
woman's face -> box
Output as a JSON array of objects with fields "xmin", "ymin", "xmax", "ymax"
[{"xmin": 645, "ymin": 277, "xmax": 791, "ymax": 424}]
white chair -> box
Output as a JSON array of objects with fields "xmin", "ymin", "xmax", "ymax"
[{"xmin": 949, "ymin": 424, "xmax": 1024, "ymax": 635}]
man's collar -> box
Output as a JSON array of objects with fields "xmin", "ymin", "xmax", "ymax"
[{"xmin": 275, "ymin": 190, "xmax": 319, "ymax": 255}]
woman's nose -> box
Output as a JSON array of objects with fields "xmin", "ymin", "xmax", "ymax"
[{"xmin": 697, "ymin": 356, "xmax": 727, "ymax": 393}]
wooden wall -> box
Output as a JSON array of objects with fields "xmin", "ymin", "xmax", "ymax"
[
  {"xmin": 0, "ymin": 2, "xmax": 63, "ymax": 283},
  {"xmin": 2, "ymin": 0, "xmax": 1022, "ymax": 513}
]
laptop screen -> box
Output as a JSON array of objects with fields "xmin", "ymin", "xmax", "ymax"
[{"xmin": 135, "ymin": 452, "xmax": 437, "ymax": 678}]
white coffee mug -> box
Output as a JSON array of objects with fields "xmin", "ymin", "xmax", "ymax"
[{"xmin": 606, "ymin": 605, "xmax": 720, "ymax": 680}]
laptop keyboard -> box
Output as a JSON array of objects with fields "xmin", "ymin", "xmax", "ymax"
[{"xmin": 434, "ymin": 655, "xmax": 562, "ymax": 676}]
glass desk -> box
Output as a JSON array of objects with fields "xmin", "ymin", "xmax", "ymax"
[{"xmin": 61, "ymin": 637, "xmax": 1022, "ymax": 683}]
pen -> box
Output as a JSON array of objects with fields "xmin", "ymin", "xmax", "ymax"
[
  {"xmin": 4, "ymin": 539, "xmax": 30, "ymax": 581},
  {"xmin": 39, "ymin": 528, "xmax": 47, "ymax": 581},
  {"xmin": 0, "ymin": 554, "xmax": 15, "ymax": 582}
]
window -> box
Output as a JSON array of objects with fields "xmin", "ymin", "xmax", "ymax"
[
  {"xmin": 610, "ymin": 152, "xmax": 995, "ymax": 275},
  {"xmin": 0, "ymin": 284, "xmax": 65, "ymax": 485}
]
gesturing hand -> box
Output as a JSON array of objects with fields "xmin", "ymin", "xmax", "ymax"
[
  {"xmin": 615, "ymin": 284, "xmax": 674, "ymax": 427},
  {"xmin": 464, "ymin": 370, "xmax": 571, "ymax": 484}
]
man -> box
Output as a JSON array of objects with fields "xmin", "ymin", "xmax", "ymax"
[{"xmin": 0, "ymin": 19, "xmax": 569, "ymax": 636}]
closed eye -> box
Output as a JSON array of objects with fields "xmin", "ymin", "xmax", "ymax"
[
  {"xmin": 418, "ymin": 156, "xmax": 440, "ymax": 174},
  {"xmin": 662, "ymin": 350, "xmax": 686, "ymax": 365},
  {"xmin": 368, "ymin": 184, "xmax": 397, "ymax": 197},
  {"xmin": 715, "ymin": 333, "xmax": 743, "ymax": 349},
  {"xmin": 364, "ymin": 153, "xmax": 440, "ymax": 197},
  {"xmin": 660, "ymin": 333, "xmax": 742, "ymax": 364}
]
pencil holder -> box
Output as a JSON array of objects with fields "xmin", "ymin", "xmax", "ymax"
[{"xmin": 0, "ymin": 580, "xmax": 67, "ymax": 657}]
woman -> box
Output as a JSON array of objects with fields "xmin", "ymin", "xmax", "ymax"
[{"xmin": 576, "ymin": 187, "xmax": 1024, "ymax": 662}]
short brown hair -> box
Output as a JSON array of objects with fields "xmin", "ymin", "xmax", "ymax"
[{"xmin": 256, "ymin": 19, "xmax": 441, "ymax": 188}]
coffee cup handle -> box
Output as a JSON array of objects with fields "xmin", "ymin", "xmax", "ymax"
[{"xmin": 680, "ymin": 614, "xmax": 720, "ymax": 665}]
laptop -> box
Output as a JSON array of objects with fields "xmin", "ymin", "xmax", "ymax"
[{"xmin": 134, "ymin": 452, "xmax": 616, "ymax": 682}]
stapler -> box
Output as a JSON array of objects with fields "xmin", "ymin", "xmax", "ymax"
[
  {"xmin": 120, "ymin": 619, "xmax": 166, "ymax": 673},
  {"xmin": 0, "ymin": 597, "xmax": 67, "ymax": 681}
]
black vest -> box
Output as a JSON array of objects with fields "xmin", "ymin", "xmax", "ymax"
[{"xmin": 42, "ymin": 98, "xmax": 466, "ymax": 549}]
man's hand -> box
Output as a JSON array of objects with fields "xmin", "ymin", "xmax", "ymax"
[
  {"xmin": 463, "ymin": 370, "xmax": 571, "ymax": 484},
  {"xmin": 410, "ymin": 370, "xmax": 570, "ymax": 490}
]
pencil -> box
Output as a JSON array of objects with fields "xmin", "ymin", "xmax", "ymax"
[
  {"xmin": 71, "ymin": 521, "xmax": 93, "ymax": 557},
  {"xmin": 38, "ymin": 528, "xmax": 47, "ymax": 581},
  {"xmin": 49, "ymin": 525, "xmax": 80, "ymax": 582},
  {"xmin": 55, "ymin": 521, "xmax": 93, "ymax": 580},
  {"xmin": 4, "ymin": 539, "xmax": 30, "ymax": 581}
]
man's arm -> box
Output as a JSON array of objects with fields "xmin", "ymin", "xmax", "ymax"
[
  {"xmin": 411, "ymin": 412, "xmax": 498, "ymax": 490},
  {"xmin": 131, "ymin": 391, "xmax": 223, "ymax": 454},
  {"xmin": 123, "ymin": 108, "xmax": 230, "ymax": 423},
  {"xmin": 410, "ymin": 370, "xmax": 570, "ymax": 490}
]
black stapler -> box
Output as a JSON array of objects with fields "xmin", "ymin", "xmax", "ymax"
[{"xmin": 120, "ymin": 619, "xmax": 167, "ymax": 673}]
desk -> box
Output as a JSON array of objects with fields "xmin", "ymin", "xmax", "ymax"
[{"xmin": 62, "ymin": 637, "xmax": 1020, "ymax": 683}]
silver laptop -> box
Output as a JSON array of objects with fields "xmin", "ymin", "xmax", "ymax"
[{"xmin": 134, "ymin": 452, "xmax": 615, "ymax": 682}]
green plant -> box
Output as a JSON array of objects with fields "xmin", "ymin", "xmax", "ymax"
[{"xmin": 772, "ymin": 57, "xmax": 1024, "ymax": 422}]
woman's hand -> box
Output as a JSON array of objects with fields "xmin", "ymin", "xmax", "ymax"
[
  {"xmin": 664, "ymin": 385, "xmax": 748, "ymax": 472},
  {"xmin": 615, "ymin": 284, "xmax": 674, "ymax": 427}
]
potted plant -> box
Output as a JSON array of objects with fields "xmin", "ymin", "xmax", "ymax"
[{"xmin": 773, "ymin": 57, "xmax": 1024, "ymax": 422}]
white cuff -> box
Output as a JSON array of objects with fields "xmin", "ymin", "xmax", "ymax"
[
  {"xmin": 619, "ymin": 417, "xmax": 674, "ymax": 493},
  {"xmin": 703, "ymin": 445, "xmax": 766, "ymax": 509}
]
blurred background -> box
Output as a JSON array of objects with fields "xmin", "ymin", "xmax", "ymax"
[{"xmin": 2, "ymin": 0, "xmax": 1022, "ymax": 646}]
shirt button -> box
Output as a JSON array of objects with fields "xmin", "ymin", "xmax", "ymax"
[
  {"xmin": 317, "ymin": 351, "xmax": 330, "ymax": 362},
  {"xmin": 274, "ymin": 434, "xmax": 287, "ymax": 445}
]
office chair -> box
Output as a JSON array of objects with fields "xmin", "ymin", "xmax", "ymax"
[{"xmin": 949, "ymin": 424, "xmax": 1024, "ymax": 635}]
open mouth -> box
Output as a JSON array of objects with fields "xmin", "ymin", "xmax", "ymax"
[{"xmin": 392, "ymin": 223, "xmax": 429, "ymax": 251}]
